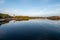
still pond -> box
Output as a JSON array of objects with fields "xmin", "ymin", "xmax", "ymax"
[{"xmin": 0, "ymin": 19, "xmax": 60, "ymax": 40}]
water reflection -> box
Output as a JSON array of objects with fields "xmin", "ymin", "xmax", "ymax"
[
  {"xmin": 14, "ymin": 19, "xmax": 29, "ymax": 21},
  {"xmin": 0, "ymin": 19, "xmax": 60, "ymax": 40},
  {"xmin": 0, "ymin": 21, "xmax": 9, "ymax": 26},
  {"xmin": 0, "ymin": 19, "xmax": 60, "ymax": 26},
  {"xmin": 48, "ymin": 18, "xmax": 60, "ymax": 21},
  {"xmin": 0, "ymin": 19, "xmax": 29, "ymax": 26}
]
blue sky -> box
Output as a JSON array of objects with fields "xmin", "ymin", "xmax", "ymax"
[{"xmin": 0, "ymin": 0, "xmax": 60, "ymax": 16}]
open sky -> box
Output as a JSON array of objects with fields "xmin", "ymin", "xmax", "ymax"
[{"xmin": 0, "ymin": 0, "xmax": 60, "ymax": 16}]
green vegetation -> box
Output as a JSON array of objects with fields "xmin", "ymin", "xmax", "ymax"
[
  {"xmin": 14, "ymin": 16, "xmax": 29, "ymax": 20},
  {"xmin": 0, "ymin": 13, "xmax": 60, "ymax": 20},
  {"xmin": 0, "ymin": 13, "xmax": 12, "ymax": 19},
  {"xmin": 47, "ymin": 16, "xmax": 60, "ymax": 20}
]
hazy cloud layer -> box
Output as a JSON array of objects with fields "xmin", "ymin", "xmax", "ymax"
[{"xmin": 0, "ymin": 0, "xmax": 60, "ymax": 16}]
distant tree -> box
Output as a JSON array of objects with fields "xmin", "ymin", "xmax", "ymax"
[
  {"xmin": 0, "ymin": 13, "xmax": 12, "ymax": 19},
  {"xmin": 47, "ymin": 16, "xmax": 60, "ymax": 20}
]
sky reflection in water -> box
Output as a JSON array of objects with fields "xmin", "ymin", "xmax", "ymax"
[{"xmin": 0, "ymin": 19, "xmax": 60, "ymax": 40}]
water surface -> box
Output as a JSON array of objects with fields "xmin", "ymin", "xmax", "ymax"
[{"xmin": 0, "ymin": 19, "xmax": 60, "ymax": 40}]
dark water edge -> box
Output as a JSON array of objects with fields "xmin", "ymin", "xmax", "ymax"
[{"xmin": 0, "ymin": 19, "xmax": 60, "ymax": 40}]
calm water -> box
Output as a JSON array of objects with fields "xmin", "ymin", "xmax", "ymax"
[{"xmin": 0, "ymin": 19, "xmax": 60, "ymax": 40}]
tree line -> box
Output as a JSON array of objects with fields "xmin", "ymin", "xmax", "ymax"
[{"xmin": 0, "ymin": 13, "xmax": 13, "ymax": 19}]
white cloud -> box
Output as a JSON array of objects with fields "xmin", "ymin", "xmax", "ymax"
[
  {"xmin": 1, "ymin": 7, "xmax": 60, "ymax": 17},
  {"xmin": 39, "ymin": 8, "xmax": 60, "ymax": 16}
]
